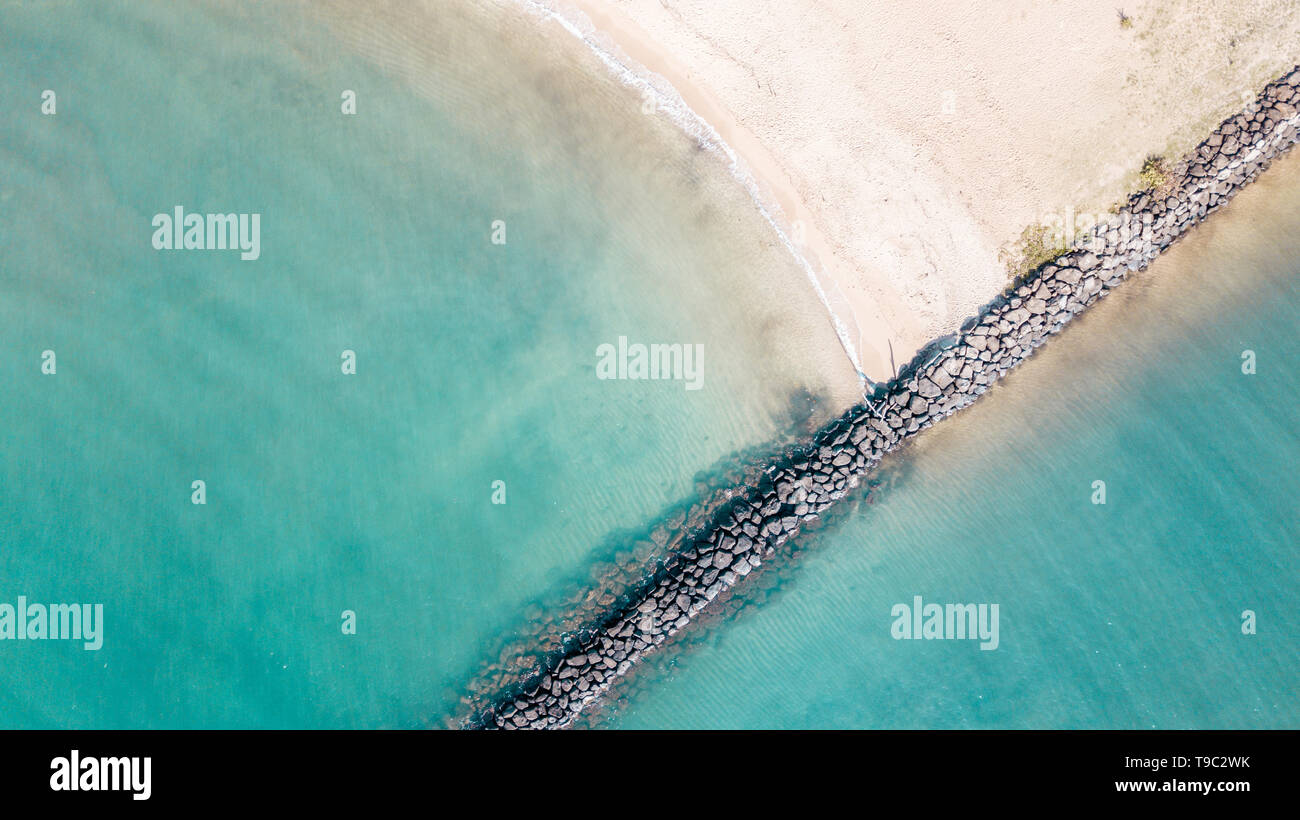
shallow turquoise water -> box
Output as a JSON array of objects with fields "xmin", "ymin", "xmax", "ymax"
[
  {"xmin": 0, "ymin": 0, "xmax": 855, "ymax": 727},
  {"xmin": 4, "ymin": 1, "xmax": 1294, "ymax": 731},
  {"xmin": 610, "ymin": 153, "xmax": 1300, "ymax": 729}
]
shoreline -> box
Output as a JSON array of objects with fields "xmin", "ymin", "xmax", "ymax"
[
  {"xmin": 519, "ymin": 1, "xmax": 1300, "ymax": 387},
  {"xmin": 513, "ymin": 0, "xmax": 874, "ymax": 386},
  {"xmin": 463, "ymin": 65, "xmax": 1300, "ymax": 729}
]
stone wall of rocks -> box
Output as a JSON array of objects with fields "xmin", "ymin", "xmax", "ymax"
[{"xmin": 472, "ymin": 66, "xmax": 1300, "ymax": 729}]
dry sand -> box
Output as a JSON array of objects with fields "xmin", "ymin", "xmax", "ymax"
[{"xmin": 539, "ymin": 0, "xmax": 1300, "ymax": 382}]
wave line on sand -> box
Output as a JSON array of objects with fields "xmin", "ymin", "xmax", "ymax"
[{"xmin": 512, "ymin": 0, "xmax": 871, "ymax": 390}]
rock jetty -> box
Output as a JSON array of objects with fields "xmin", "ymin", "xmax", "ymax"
[{"xmin": 468, "ymin": 66, "xmax": 1300, "ymax": 729}]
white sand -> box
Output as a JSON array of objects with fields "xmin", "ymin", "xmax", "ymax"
[{"xmin": 541, "ymin": 0, "xmax": 1300, "ymax": 382}]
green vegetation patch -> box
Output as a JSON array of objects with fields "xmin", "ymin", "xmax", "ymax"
[{"xmin": 998, "ymin": 222, "xmax": 1073, "ymax": 285}]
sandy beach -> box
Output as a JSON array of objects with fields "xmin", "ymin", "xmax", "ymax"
[{"xmin": 539, "ymin": 0, "xmax": 1300, "ymax": 382}]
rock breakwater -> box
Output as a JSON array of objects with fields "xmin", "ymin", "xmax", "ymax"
[{"xmin": 466, "ymin": 66, "xmax": 1300, "ymax": 729}]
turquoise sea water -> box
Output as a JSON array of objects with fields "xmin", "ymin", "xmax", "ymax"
[
  {"xmin": 2, "ymin": 0, "xmax": 1295, "ymax": 731},
  {"xmin": 0, "ymin": 0, "xmax": 856, "ymax": 727},
  {"xmin": 610, "ymin": 153, "xmax": 1300, "ymax": 729}
]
